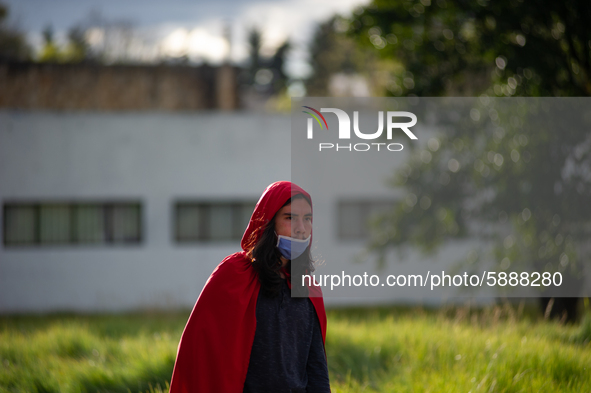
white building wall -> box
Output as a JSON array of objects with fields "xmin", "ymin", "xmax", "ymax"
[
  {"xmin": 0, "ymin": 110, "xmax": 495, "ymax": 313},
  {"xmin": 0, "ymin": 111, "xmax": 293, "ymax": 313}
]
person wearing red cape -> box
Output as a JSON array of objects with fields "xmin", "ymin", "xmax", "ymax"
[{"xmin": 169, "ymin": 181, "xmax": 330, "ymax": 393}]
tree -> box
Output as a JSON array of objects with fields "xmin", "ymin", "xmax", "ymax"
[
  {"xmin": 38, "ymin": 25, "xmax": 61, "ymax": 62},
  {"xmin": 369, "ymin": 99, "xmax": 589, "ymax": 320},
  {"xmin": 348, "ymin": 0, "xmax": 591, "ymax": 97},
  {"xmin": 38, "ymin": 11, "xmax": 141, "ymax": 65},
  {"xmin": 347, "ymin": 0, "xmax": 591, "ymax": 321},
  {"xmin": 306, "ymin": 16, "xmax": 383, "ymax": 96},
  {"xmin": 0, "ymin": 2, "xmax": 31, "ymax": 61},
  {"xmin": 39, "ymin": 25, "xmax": 90, "ymax": 63},
  {"xmin": 269, "ymin": 40, "xmax": 290, "ymax": 92},
  {"xmin": 63, "ymin": 25, "xmax": 90, "ymax": 62},
  {"xmin": 242, "ymin": 26, "xmax": 294, "ymax": 97},
  {"xmin": 246, "ymin": 27, "xmax": 262, "ymax": 86}
]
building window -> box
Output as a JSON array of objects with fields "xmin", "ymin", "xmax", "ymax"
[
  {"xmin": 337, "ymin": 200, "xmax": 395, "ymax": 240},
  {"xmin": 2, "ymin": 201, "xmax": 142, "ymax": 247},
  {"xmin": 175, "ymin": 201, "xmax": 256, "ymax": 242}
]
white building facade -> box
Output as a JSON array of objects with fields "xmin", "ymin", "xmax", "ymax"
[{"xmin": 1, "ymin": 110, "xmax": 491, "ymax": 313}]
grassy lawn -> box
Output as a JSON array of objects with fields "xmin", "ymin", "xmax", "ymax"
[{"xmin": 0, "ymin": 305, "xmax": 590, "ymax": 393}]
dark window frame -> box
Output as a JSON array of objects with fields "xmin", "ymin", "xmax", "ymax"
[
  {"xmin": 174, "ymin": 200, "xmax": 256, "ymax": 243},
  {"xmin": 2, "ymin": 200, "xmax": 143, "ymax": 247}
]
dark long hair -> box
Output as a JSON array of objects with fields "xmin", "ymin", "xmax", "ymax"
[{"xmin": 246, "ymin": 194, "xmax": 315, "ymax": 298}]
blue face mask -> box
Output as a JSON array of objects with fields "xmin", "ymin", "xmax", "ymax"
[{"xmin": 276, "ymin": 234, "xmax": 311, "ymax": 260}]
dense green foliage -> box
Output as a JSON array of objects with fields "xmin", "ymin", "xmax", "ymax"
[
  {"xmin": 368, "ymin": 98, "xmax": 591, "ymax": 309},
  {"xmin": 1, "ymin": 308, "xmax": 590, "ymax": 392},
  {"xmin": 349, "ymin": 0, "xmax": 591, "ymax": 96},
  {"xmin": 306, "ymin": 17, "xmax": 381, "ymax": 96},
  {"xmin": 311, "ymin": 0, "xmax": 591, "ymax": 320}
]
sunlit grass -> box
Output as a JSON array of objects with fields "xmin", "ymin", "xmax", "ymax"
[
  {"xmin": 0, "ymin": 313, "xmax": 181, "ymax": 393},
  {"xmin": 327, "ymin": 306, "xmax": 591, "ymax": 393},
  {"xmin": 0, "ymin": 306, "xmax": 589, "ymax": 393}
]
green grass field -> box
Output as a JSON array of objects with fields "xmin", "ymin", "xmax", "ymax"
[{"xmin": 1, "ymin": 304, "xmax": 590, "ymax": 393}]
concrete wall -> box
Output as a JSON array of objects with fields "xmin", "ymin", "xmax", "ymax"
[
  {"xmin": 0, "ymin": 110, "xmax": 497, "ymax": 313},
  {"xmin": 0, "ymin": 62, "xmax": 239, "ymax": 111},
  {"xmin": 0, "ymin": 111, "xmax": 288, "ymax": 312}
]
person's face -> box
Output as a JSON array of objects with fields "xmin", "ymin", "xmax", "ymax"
[{"xmin": 274, "ymin": 197, "xmax": 312, "ymax": 240}]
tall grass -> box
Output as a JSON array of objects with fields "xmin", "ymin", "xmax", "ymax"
[
  {"xmin": 0, "ymin": 313, "xmax": 182, "ymax": 393},
  {"xmin": 326, "ymin": 305, "xmax": 591, "ymax": 392},
  {"xmin": 0, "ymin": 306, "xmax": 589, "ymax": 393}
]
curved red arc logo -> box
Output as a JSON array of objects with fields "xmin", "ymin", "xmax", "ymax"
[{"xmin": 302, "ymin": 106, "xmax": 329, "ymax": 129}]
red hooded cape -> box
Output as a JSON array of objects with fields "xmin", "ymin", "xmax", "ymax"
[{"xmin": 169, "ymin": 181, "xmax": 327, "ymax": 393}]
